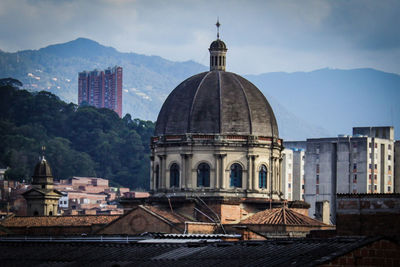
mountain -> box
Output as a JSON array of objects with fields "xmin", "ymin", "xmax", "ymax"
[
  {"xmin": 1, "ymin": 38, "xmax": 399, "ymax": 140},
  {"xmin": 246, "ymin": 68, "xmax": 400, "ymax": 139},
  {"xmin": 0, "ymin": 38, "xmax": 207, "ymax": 122}
]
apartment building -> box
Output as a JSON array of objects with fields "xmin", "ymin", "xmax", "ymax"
[
  {"xmin": 78, "ymin": 66, "xmax": 123, "ymax": 117},
  {"xmin": 305, "ymin": 126, "xmax": 395, "ymax": 224}
]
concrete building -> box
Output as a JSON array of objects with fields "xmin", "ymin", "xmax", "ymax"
[
  {"xmin": 305, "ymin": 126, "xmax": 395, "ymax": 224},
  {"xmin": 78, "ymin": 66, "xmax": 123, "ymax": 117},
  {"xmin": 281, "ymin": 142, "xmax": 306, "ymax": 202},
  {"xmin": 281, "ymin": 149, "xmax": 293, "ymax": 200}
]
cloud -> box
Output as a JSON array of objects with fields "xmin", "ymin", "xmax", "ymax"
[{"xmin": 0, "ymin": 0, "xmax": 399, "ymax": 74}]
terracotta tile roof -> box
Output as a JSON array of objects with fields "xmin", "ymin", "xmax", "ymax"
[
  {"xmin": 142, "ymin": 205, "xmax": 188, "ymax": 224},
  {"xmin": 240, "ymin": 207, "xmax": 327, "ymax": 226},
  {"xmin": 0, "ymin": 215, "xmax": 120, "ymax": 228}
]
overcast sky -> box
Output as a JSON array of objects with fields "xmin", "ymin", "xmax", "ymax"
[{"xmin": 0, "ymin": 0, "xmax": 399, "ymax": 75}]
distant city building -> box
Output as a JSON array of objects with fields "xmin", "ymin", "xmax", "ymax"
[
  {"xmin": 282, "ymin": 149, "xmax": 293, "ymax": 200},
  {"xmin": 54, "ymin": 177, "xmax": 130, "ymax": 215},
  {"xmin": 78, "ymin": 66, "xmax": 123, "ymax": 117},
  {"xmin": 281, "ymin": 147, "xmax": 306, "ymax": 201},
  {"xmin": 305, "ymin": 126, "xmax": 395, "ymax": 224}
]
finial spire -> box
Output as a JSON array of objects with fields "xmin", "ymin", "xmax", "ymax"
[
  {"xmin": 216, "ymin": 18, "xmax": 221, "ymax": 39},
  {"xmin": 41, "ymin": 145, "xmax": 46, "ymax": 161}
]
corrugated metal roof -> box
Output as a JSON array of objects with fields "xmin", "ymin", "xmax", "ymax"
[{"xmin": 0, "ymin": 236, "xmax": 392, "ymax": 266}]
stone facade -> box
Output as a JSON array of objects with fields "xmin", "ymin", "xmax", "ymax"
[{"xmin": 150, "ymin": 138, "xmax": 283, "ymax": 199}]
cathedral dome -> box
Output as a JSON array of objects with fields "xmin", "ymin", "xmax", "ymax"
[
  {"xmin": 33, "ymin": 158, "xmax": 53, "ymax": 178},
  {"xmin": 154, "ymin": 70, "xmax": 279, "ymax": 138}
]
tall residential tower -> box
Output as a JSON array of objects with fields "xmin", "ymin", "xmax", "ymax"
[{"xmin": 78, "ymin": 66, "xmax": 123, "ymax": 117}]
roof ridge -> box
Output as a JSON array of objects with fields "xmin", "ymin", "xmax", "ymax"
[{"xmin": 187, "ymin": 72, "xmax": 212, "ymax": 133}]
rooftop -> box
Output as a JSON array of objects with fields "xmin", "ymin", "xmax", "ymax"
[
  {"xmin": 240, "ymin": 207, "xmax": 328, "ymax": 226},
  {"xmin": 0, "ymin": 236, "xmax": 395, "ymax": 266},
  {"xmin": 0, "ymin": 215, "xmax": 120, "ymax": 228}
]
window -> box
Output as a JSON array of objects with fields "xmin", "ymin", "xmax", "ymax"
[
  {"xmin": 369, "ymin": 143, "xmax": 372, "ymax": 148},
  {"xmin": 353, "ymin": 174, "xmax": 357, "ymax": 183},
  {"xmin": 316, "ymin": 164, "xmax": 320, "ymax": 173},
  {"xmin": 316, "ymin": 175, "xmax": 320, "ymax": 184},
  {"xmin": 374, "ymin": 174, "xmax": 377, "ymax": 181},
  {"xmin": 375, "ymin": 143, "xmax": 378, "ymax": 148},
  {"xmin": 388, "ymin": 186, "xmax": 391, "ymax": 192},
  {"xmin": 369, "ymin": 174, "xmax": 372, "ymax": 180},
  {"xmin": 374, "ymin": 185, "xmax": 377, "ymax": 191},
  {"xmin": 197, "ymin": 163, "xmax": 210, "ymax": 187},
  {"xmin": 353, "ymin": 163, "xmax": 357, "ymax": 171},
  {"xmin": 302, "ymin": 184, "xmax": 305, "ymax": 189},
  {"xmin": 259, "ymin": 165, "xmax": 267, "ymax": 189},
  {"xmin": 369, "ymin": 153, "xmax": 373, "ymax": 159},
  {"xmin": 388, "ymin": 155, "xmax": 392, "ymax": 161},
  {"xmin": 288, "ymin": 183, "xmax": 291, "ymax": 189},
  {"xmin": 388, "ymin": 144, "xmax": 392, "ymax": 150},
  {"xmin": 388, "ymin": 165, "xmax": 391, "ymax": 171},
  {"xmin": 170, "ymin": 163, "xmax": 180, "ymax": 187},
  {"xmin": 155, "ymin": 165, "xmax": 160, "ymax": 188},
  {"xmin": 316, "ymin": 185, "xmax": 320, "ymax": 195},
  {"xmin": 374, "ymin": 164, "xmax": 377, "ymax": 169},
  {"xmin": 369, "ymin": 164, "xmax": 372, "ymax": 169},
  {"xmin": 230, "ymin": 163, "xmax": 243, "ymax": 188}
]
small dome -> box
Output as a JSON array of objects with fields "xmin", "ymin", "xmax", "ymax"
[
  {"xmin": 155, "ymin": 71, "xmax": 279, "ymax": 137},
  {"xmin": 209, "ymin": 39, "xmax": 227, "ymax": 51},
  {"xmin": 33, "ymin": 158, "xmax": 53, "ymax": 178}
]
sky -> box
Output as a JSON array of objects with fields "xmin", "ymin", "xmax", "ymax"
[{"xmin": 0, "ymin": 0, "xmax": 399, "ymax": 75}]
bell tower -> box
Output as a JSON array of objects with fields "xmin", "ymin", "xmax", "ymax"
[
  {"xmin": 209, "ymin": 19, "xmax": 228, "ymax": 71},
  {"xmin": 23, "ymin": 148, "xmax": 63, "ymax": 216}
]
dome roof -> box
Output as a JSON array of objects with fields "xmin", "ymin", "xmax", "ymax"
[
  {"xmin": 209, "ymin": 39, "xmax": 227, "ymax": 51},
  {"xmin": 33, "ymin": 158, "xmax": 53, "ymax": 178},
  {"xmin": 155, "ymin": 71, "xmax": 279, "ymax": 137}
]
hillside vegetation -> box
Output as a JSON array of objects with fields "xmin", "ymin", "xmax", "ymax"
[{"xmin": 0, "ymin": 83, "xmax": 154, "ymax": 189}]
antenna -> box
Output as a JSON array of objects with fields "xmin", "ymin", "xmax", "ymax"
[{"xmin": 216, "ymin": 18, "xmax": 221, "ymax": 39}]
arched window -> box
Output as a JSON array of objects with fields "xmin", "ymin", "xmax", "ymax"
[
  {"xmin": 170, "ymin": 163, "xmax": 180, "ymax": 187},
  {"xmin": 259, "ymin": 165, "xmax": 267, "ymax": 188},
  {"xmin": 155, "ymin": 165, "xmax": 160, "ymax": 188},
  {"xmin": 230, "ymin": 163, "xmax": 242, "ymax": 188},
  {"xmin": 197, "ymin": 163, "xmax": 210, "ymax": 187},
  {"xmin": 214, "ymin": 56, "xmax": 218, "ymax": 66},
  {"xmin": 219, "ymin": 56, "xmax": 222, "ymax": 66}
]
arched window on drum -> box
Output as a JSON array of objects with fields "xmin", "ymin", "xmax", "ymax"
[
  {"xmin": 197, "ymin": 163, "xmax": 210, "ymax": 187},
  {"xmin": 259, "ymin": 164, "xmax": 267, "ymax": 189},
  {"xmin": 230, "ymin": 163, "xmax": 242, "ymax": 188},
  {"xmin": 170, "ymin": 163, "xmax": 180, "ymax": 188}
]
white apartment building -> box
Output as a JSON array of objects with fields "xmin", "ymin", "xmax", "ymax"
[
  {"xmin": 305, "ymin": 126, "xmax": 395, "ymax": 224},
  {"xmin": 281, "ymin": 144, "xmax": 306, "ymax": 202}
]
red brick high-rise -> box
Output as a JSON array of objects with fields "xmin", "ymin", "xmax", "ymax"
[{"xmin": 78, "ymin": 66, "xmax": 122, "ymax": 117}]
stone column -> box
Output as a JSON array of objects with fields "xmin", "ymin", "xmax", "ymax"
[
  {"xmin": 158, "ymin": 155, "xmax": 166, "ymax": 189},
  {"xmin": 187, "ymin": 154, "xmax": 193, "ymax": 188},
  {"xmin": 252, "ymin": 155, "xmax": 257, "ymax": 190},
  {"xmin": 220, "ymin": 154, "xmax": 227, "ymax": 188},
  {"xmin": 247, "ymin": 155, "xmax": 252, "ymax": 190},
  {"xmin": 214, "ymin": 154, "xmax": 220, "ymax": 189},
  {"xmin": 150, "ymin": 155, "xmax": 155, "ymax": 190}
]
